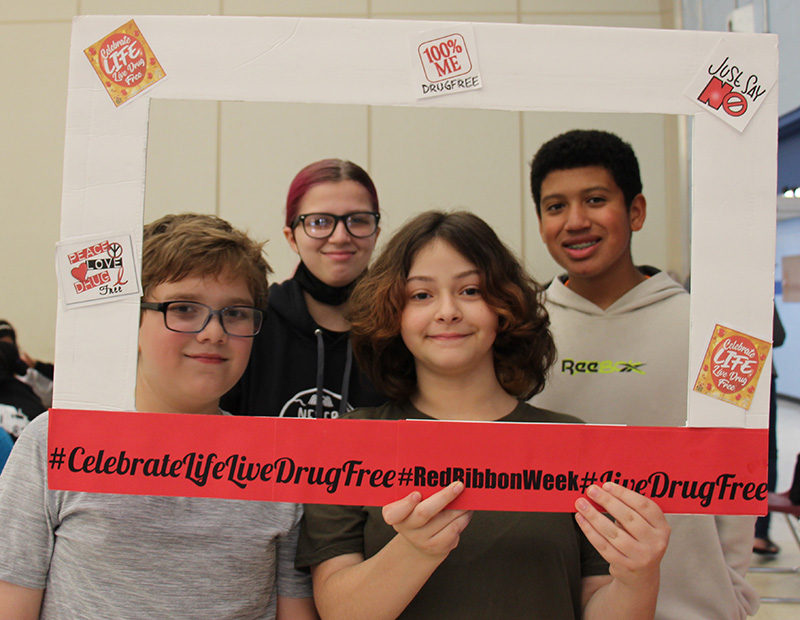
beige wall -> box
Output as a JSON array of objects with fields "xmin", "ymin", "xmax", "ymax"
[{"xmin": 0, "ymin": 0, "xmax": 684, "ymax": 363}]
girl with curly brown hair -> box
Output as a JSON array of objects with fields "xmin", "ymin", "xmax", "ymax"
[{"xmin": 297, "ymin": 210, "xmax": 670, "ymax": 620}]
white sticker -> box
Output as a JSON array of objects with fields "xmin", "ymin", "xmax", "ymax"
[
  {"xmin": 56, "ymin": 233, "xmax": 140, "ymax": 307},
  {"xmin": 410, "ymin": 26, "xmax": 482, "ymax": 99},
  {"xmin": 684, "ymin": 39, "xmax": 776, "ymax": 132}
]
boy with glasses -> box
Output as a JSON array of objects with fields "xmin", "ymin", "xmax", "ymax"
[{"xmin": 0, "ymin": 213, "xmax": 317, "ymax": 619}]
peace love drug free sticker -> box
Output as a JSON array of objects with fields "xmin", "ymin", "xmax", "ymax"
[
  {"xmin": 693, "ymin": 325, "xmax": 771, "ymax": 410},
  {"xmin": 56, "ymin": 234, "xmax": 140, "ymax": 306},
  {"xmin": 84, "ymin": 19, "xmax": 166, "ymax": 107}
]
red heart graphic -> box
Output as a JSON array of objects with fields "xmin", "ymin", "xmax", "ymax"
[{"xmin": 71, "ymin": 263, "xmax": 88, "ymax": 282}]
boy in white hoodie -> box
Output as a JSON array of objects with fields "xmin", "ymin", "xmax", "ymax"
[{"xmin": 529, "ymin": 129, "xmax": 759, "ymax": 619}]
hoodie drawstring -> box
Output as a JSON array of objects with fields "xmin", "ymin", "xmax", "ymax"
[
  {"xmin": 314, "ymin": 329, "xmax": 324, "ymax": 419},
  {"xmin": 314, "ymin": 328, "xmax": 354, "ymax": 419},
  {"xmin": 339, "ymin": 341, "xmax": 353, "ymax": 418}
]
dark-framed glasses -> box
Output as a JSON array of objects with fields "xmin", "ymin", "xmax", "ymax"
[
  {"xmin": 294, "ymin": 212, "xmax": 380, "ymax": 239},
  {"xmin": 140, "ymin": 301, "xmax": 263, "ymax": 337}
]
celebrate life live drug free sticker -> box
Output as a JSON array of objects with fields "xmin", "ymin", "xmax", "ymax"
[
  {"xmin": 693, "ymin": 325, "xmax": 771, "ymax": 411},
  {"xmin": 84, "ymin": 19, "xmax": 166, "ymax": 107}
]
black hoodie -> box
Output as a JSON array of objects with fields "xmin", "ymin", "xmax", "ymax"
[{"xmin": 221, "ymin": 279, "xmax": 385, "ymax": 418}]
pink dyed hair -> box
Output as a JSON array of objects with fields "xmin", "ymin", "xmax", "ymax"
[{"xmin": 285, "ymin": 159, "xmax": 379, "ymax": 227}]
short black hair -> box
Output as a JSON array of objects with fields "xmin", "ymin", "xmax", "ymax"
[
  {"xmin": 0, "ymin": 320, "xmax": 16, "ymax": 343},
  {"xmin": 530, "ymin": 129, "xmax": 642, "ymax": 216}
]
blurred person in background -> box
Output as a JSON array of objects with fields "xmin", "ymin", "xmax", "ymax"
[{"xmin": 0, "ymin": 320, "xmax": 53, "ymax": 408}]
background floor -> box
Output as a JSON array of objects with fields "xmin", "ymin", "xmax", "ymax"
[{"xmin": 748, "ymin": 397, "xmax": 800, "ymax": 618}]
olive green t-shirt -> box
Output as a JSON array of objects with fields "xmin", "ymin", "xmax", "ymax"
[{"xmin": 297, "ymin": 400, "xmax": 609, "ymax": 620}]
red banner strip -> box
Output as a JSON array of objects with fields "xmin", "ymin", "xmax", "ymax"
[{"xmin": 47, "ymin": 409, "xmax": 768, "ymax": 515}]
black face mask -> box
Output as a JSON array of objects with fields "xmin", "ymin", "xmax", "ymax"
[{"xmin": 293, "ymin": 261, "xmax": 358, "ymax": 306}]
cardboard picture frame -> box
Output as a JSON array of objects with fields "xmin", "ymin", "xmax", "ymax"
[{"xmin": 56, "ymin": 16, "xmax": 778, "ymax": 434}]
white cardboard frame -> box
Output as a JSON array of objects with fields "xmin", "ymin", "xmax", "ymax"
[{"xmin": 56, "ymin": 16, "xmax": 778, "ymax": 431}]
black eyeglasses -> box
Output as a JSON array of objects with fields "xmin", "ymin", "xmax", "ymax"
[
  {"xmin": 140, "ymin": 301, "xmax": 263, "ymax": 337},
  {"xmin": 293, "ymin": 212, "xmax": 380, "ymax": 239}
]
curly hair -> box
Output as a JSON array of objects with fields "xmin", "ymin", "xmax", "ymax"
[
  {"xmin": 141, "ymin": 213, "xmax": 272, "ymax": 309},
  {"xmin": 529, "ymin": 129, "xmax": 643, "ymax": 216},
  {"xmin": 285, "ymin": 159, "xmax": 379, "ymax": 227},
  {"xmin": 349, "ymin": 211, "xmax": 555, "ymax": 401}
]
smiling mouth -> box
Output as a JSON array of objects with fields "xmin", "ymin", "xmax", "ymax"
[
  {"xmin": 187, "ymin": 354, "xmax": 226, "ymax": 363},
  {"xmin": 323, "ymin": 250, "xmax": 356, "ymax": 260},
  {"xmin": 565, "ymin": 240, "xmax": 599, "ymax": 250},
  {"xmin": 429, "ymin": 333, "xmax": 470, "ymax": 340}
]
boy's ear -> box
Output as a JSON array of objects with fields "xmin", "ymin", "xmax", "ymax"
[
  {"xmin": 629, "ymin": 194, "xmax": 646, "ymax": 232},
  {"xmin": 283, "ymin": 226, "xmax": 299, "ymax": 255}
]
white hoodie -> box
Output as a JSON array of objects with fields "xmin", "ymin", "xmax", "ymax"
[{"xmin": 532, "ymin": 269, "xmax": 760, "ymax": 620}]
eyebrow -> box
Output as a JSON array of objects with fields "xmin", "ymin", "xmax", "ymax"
[
  {"xmin": 541, "ymin": 185, "xmax": 612, "ymax": 203},
  {"xmin": 158, "ymin": 293, "xmax": 254, "ymax": 306},
  {"xmin": 406, "ymin": 268, "xmax": 480, "ymax": 283}
]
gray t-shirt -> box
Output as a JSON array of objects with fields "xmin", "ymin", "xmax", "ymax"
[{"xmin": 0, "ymin": 412, "xmax": 312, "ymax": 619}]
